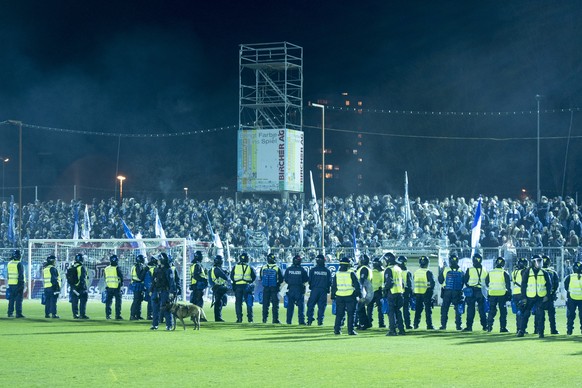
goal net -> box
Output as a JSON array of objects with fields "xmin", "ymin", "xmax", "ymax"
[{"xmin": 25, "ymin": 238, "xmax": 212, "ymax": 301}]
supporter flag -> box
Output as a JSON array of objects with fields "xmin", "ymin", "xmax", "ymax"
[
  {"xmin": 7, "ymin": 195, "xmax": 15, "ymax": 243},
  {"xmin": 73, "ymin": 205, "xmax": 79, "ymax": 241},
  {"xmin": 135, "ymin": 232, "xmax": 147, "ymax": 257},
  {"xmin": 309, "ymin": 171, "xmax": 321, "ymax": 225},
  {"xmin": 299, "ymin": 203, "xmax": 304, "ymax": 248},
  {"xmin": 155, "ymin": 210, "xmax": 168, "ymax": 247},
  {"xmin": 81, "ymin": 204, "xmax": 91, "ymax": 240},
  {"xmin": 352, "ymin": 226, "xmax": 359, "ymax": 259},
  {"xmin": 121, "ymin": 219, "xmax": 139, "ymax": 248},
  {"xmin": 214, "ymin": 231, "xmax": 224, "ymax": 257},
  {"xmin": 404, "ymin": 171, "xmax": 412, "ymax": 227},
  {"xmin": 471, "ymin": 197, "xmax": 483, "ymax": 256}
]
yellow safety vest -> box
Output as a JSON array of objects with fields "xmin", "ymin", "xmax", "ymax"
[
  {"xmin": 211, "ymin": 267, "xmax": 226, "ymax": 286},
  {"xmin": 43, "ymin": 265, "xmax": 61, "ymax": 288},
  {"xmin": 7, "ymin": 260, "xmax": 20, "ymax": 285},
  {"xmin": 371, "ymin": 269, "xmax": 384, "ymax": 291},
  {"xmin": 104, "ymin": 266, "xmax": 120, "ymax": 289},
  {"xmin": 488, "ymin": 268, "xmax": 507, "ymax": 296},
  {"xmin": 131, "ymin": 266, "xmax": 140, "ymax": 282},
  {"xmin": 512, "ymin": 269, "xmax": 523, "ymax": 295},
  {"xmin": 526, "ymin": 270, "xmax": 547, "ymax": 298},
  {"xmin": 336, "ymin": 271, "xmax": 354, "ymax": 297},
  {"xmin": 356, "ymin": 266, "xmax": 373, "ymax": 281},
  {"xmin": 390, "ymin": 266, "xmax": 404, "ymax": 294},
  {"xmin": 568, "ymin": 274, "xmax": 582, "ymax": 301},
  {"xmin": 233, "ymin": 264, "xmax": 252, "ymax": 284},
  {"xmin": 413, "ymin": 268, "xmax": 429, "ymax": 294},
  {"xmin": 467, "ymin": 267, "xmax": 487, "ymax": 288},
  {"xmin": 190, "ymin": 264, "xmax": 206, "ymax": 285}
]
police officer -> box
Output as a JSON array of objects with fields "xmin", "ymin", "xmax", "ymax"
[
  {"xmin": 104, "ymin": 254, "xmax": 124, "ymax": 320},
  {"xmin": 367, "ymin": 257, "xmax": 386, "ymax": 328},
  {"xmin": 284, "ymin": 254, "xmax": 309, "ymax": 325},
  {"xmin": 463, "ymin": 253, "xmax": 488, "ymax": 332},
  {"xmin": 398, "ymin": 256, "xmax": 413, "ymax": 330},
  {"xmin": 150, "ymin": 253, "xmax": 175, "ymax": 330},
  {"xmin": 70, "ymin": 253, "xmax": 89, "ymax": 319},
  {"xmin": 145, "ymin": 256, "xmax": 158, "ymax": 320},
  {"xmin": 438, "ymin": 254, "xmax": 464, "ymax": 331},
  {"xmin": 306, "ymin": 254, "xmax": 332, "ymax": 326},
  {"xmin": 210, "ymin": 255, "xmax": 229, "ymax": 322},
  {"xmin": 564, "ymin": 261, "xmax": 582, "ymax": 335},
  {"xmin": 331, "ymin": 257, "xmax": 361, "ymax": 335},
  {"xmin": 413, "ymin": 256, "xmax": 436, "ymax": 330},
  {"xmin": 130, "ymin": 254, "xmax": 147, "ymax": 320},
  {"xmin": 355, "ymin": 254, "xmax": 373, "ymax": 330},
  {"xmin": 230, "ymin": 252, "xmax": 257, "ymax": 323},
  {"xmin": 43, "ymin": 255, "xmax": 61, "ymax": 319},
  {"xmin": 168, "ymin": 255, "xmax": 181, "ymax": 300},
  {"xmin": 511, "ymin": 257, "xmax": 528, "ymax": 333},
  {"xmin": 384, "ymin": 254, "xmax": 406, "ymax": 336},
  {"xmin": 7, "ymin": 249, "xmax": 25, "ymax": 318},
  {"xmin": 260, "ymin": 252, "xmax": 284, "ymax": 324},
  {"xmin": 541, "ymin": 255, "xmax": 560, "ymax": 335},
  {"xmin": 485, "ymin": 257, "xmax": 511, "ymax": 333},
  {"xmin": 189, "ymin": 251, "xmax": 208, "ymax": 309},
  {"xmin": 517, "ymin": 255, "xmax": 552, "ymax": 338}
]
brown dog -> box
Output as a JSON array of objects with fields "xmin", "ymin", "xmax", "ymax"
[{"xmin": 168, "ymin": 302, "xmax": 207, "ymax": 331}]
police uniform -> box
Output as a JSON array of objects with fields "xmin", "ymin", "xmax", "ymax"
[
  {"xmin": 366, "ymin": 264, "xmax": 385, "ymax": 328},
  {"xmin": 130, "ymin": 260, "xmax": 147, "ymax": 320},
  {"xmin": 384, "ymin": 264, "xmax": 405, "ymax": 335},
  {"xmin": 541, "ymin": 259, "xmax": 560, "ymax": 335},
  {"xmin": 210, "ymin": 262, "xmax": 229, "ymax": 322},
  {"xmin": 260, "ymin": 262, "xmax": 284, "ymax": 323},
  {"xmin": 412, "ymin": 267, "xmax": 436, "ymax": 330},
  {"xmin": 189, "ymin": 262, "xmax": 208, "ymax": 308},
  {"xmin": 70, "ymin": 260, "xmax": 89, "ymax": 319},
  {"xmin": 230, "ymin": 261, "xmax": 257, "ymax": 323},
  {"xmin": 151, "ymin": 260, "xmax": 175, "ymax": 330},
  {"xmin": 485, "ymin": 267, "xmax": 511, "ymax": 332},
  {"xmin": 511, "ymin": 266, "xmax": 526, "ymax": 333},
  {"xmin": 400, "ymin": 264, "xmax": 413, "ymax": 330},
  {"xmin": 43, "ymin": 260, "xmax": 61, "ymax": 318},
  {"xmin": 438, "ymin": 265, "xmax": 464, "ymax": 330},
  {"xmin": 564, "ymin": 265, "xmax": 582, "ymax": 335},
  {"xmin": 104, "ymin": 260, "xmax": 124, "ymax": 320},
  {"xmin": 7, "ymin": 251, "xmax": 25, "ymax": 318},
  {"xmin": 284, "ymin": 262, "xmax": 309, "ymax": 325},
  {"xmin": 355, "ymin": 264, "xmax": 373, "ymax": 330},
  {"xmin": 306, "ymin": 262, "xmax": 332, "ymax": 326},
  {"xmin": 518, "ymin": 265, "xmax": 552, "ymax": 338},
  {"xmin": 331, "ymin": 264, "xmax": 361, "ymax": 335},
  {"xmin": 145, "ymin": 260, "xmax": 156, "ymax": 320},
  {"xmin": 463, "ymin": 265, "xmax": 488, "ymax": 331}
]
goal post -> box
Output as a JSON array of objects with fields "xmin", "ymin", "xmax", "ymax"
[{"xmin": 26, "ymin": 238, "xmax": 212, "ymax": 301}]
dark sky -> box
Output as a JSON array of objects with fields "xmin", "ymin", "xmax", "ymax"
[{"xmin": 1, "ymin": 1, "xmax": 581, "ymax": 202}]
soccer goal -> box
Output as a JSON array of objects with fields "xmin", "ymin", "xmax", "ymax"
[{"xmin": 26, "ymin": 238, "xmax": 213, "ymax": 301}]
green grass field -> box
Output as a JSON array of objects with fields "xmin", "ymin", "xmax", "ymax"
[{"xmin": 1, "ymin": 300, "xmax": 581, "ymax": 387}]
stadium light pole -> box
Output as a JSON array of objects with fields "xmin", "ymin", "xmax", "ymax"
[
  {"xmin": 536, "ymin": 94, "xmax": 542, "ymax": 203},
  {"xmin": 311, "ymin": 103, "xmax": 325, "ymax": 252},
  {"xmin": 117, "ymin": 175, "xmax": 126, "ymax": 201},
  {"xmin": 1, "ymin": 157, "xmax": 8, "ymax": 201}
]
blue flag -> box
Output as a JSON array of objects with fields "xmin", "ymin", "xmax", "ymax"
[
  {"xmin": 471, "ymin": 197, "xmax": 483, "ymax": 256},
  {"xmin": 73, "ymin": 205, "xmax": 79, "ymax": 240},
  {"xmin": 8, "ymin": 195, "xmax": 15, "ymax": 243},
  {"xmin": 121, "ymin": 219, "xmax": 138, "ymax": 248}
]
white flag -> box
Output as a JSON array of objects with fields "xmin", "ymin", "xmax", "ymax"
[
  {"xmin": 404, "ymin": 171, "xmax": 412, "ymax": 224},
  {"xmin": 73, "ymin": 206, "xmax": 79, "ymax": 241},
  {"xmin": 155, "ymin": 210, "xmax": 168, "ymax": 247},
  {"xmin": 135, "ymin": 232, "xmax": 147, "ymax": 257},
  {"xmin": 299, "ymin": 203, "xmax": 304, "ymax": 248},
  {"xmin": 214, "ymin": 232, "xmax": 224, "ymax": 257},
  {"xmin": 81, "ymin": 204, "xmax": 91, "ymax": 240},
  {"xmin": 471, "ymin": 197, "xmax": 483, "ymax": 256},
  {"xmin": 309, "ymin": 170, "xmax": 321, "ymax": 225}
]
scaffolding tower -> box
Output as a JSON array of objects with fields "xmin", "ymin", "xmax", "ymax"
[{"xmin": 239, "ymin": 42, "xmax": 303, "ymax": 131}]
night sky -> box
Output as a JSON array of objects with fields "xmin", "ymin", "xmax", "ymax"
[{"xmin": 1, "ymin": 1, "xmax": 581, "ymax": 202}]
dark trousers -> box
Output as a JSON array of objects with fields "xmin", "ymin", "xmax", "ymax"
[
  {"xmin": 190, "ymin": 288, "xmax": 205, "ymax": 308},
  {"xmin": 413, "ymin": 292, "xmax": 433, "ymax": 328},
  {"xmin": 262, "ymin": 286, "xmax": 280, "ymax": 323},
  {"xmin": 402, "ymin": 290, "xmax": 412, "ymax": 328},
  {"xmin": 440, "ymin": 290, "xmax": 463, "ymax": 329},
  {"xmin": 540, "ymin": 296, "xmax": 558, "ymax": 333},
  {"xmin": 105, "ymin": 287, "xmax": 122, "ymax": 318},
  {"xmin": 286, "ymin": 287, "xmax": 305, "ymax": 324},
  {"xmin": 234, "ymin": 284, "xmax": 253, "ymax": 322},
  {"xmin": 521, "ymin": 296, "xmax": 546, "ymax": 336},
  {"xmin": 7, "ymin": 285, "xmax": 23, "ymax": 316},
  {"xmin": 367, "ymin": 290, "xmax": 385, "ymax": 327},
  {"xmin": 465, "ymin": 287, "xmax": 487, "ymax": 330},
  {"xmin": 130, "ymin": 283, "xmax": 144, "ymax": 319},
  {"xmin": 152, "ymin": 290, "xmax": 172, "ymax": 329},
  {"xmin": 44, "ymin": 288, "xmax": 58, "ymax": 316},
  {"xmin": 487, "ymin": 295, "xmax": 507, "ymax": 331},
  {"xmin": 212, "ymin": 285, "xmax": 227, "ymax": 321},
  {"xmin": 71, "ymin": 289, "xmax": 88, "ymax": 317},
  {"xmin": 513, "ymin": 294, "xmax": 525, "ymax": 331},
  {"xmin": 387, "ymin": 293, "xmax": 404, "ymax": 334},
  {"xmin": 566, "ymin": 298, "xmax": 582, "ymax": 334},
  {"xmin": 334, "ymin": 295, "xmax": 357, "ymax": 334},
  {"xmin": 306, "ymin": 288, "xmax": 328, "ymax": 325}
]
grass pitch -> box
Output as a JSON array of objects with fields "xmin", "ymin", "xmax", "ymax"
[{"xmin": 1, "ymin": 300, "xmax": 581, "ymax": 387}]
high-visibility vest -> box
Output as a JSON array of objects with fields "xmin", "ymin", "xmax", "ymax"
[
  {"xmin": 512, "ymin": 269, "xmax": 523, "ymax": 295},
  {"xmin": 233, "ymin": 264, "xmax": 252, "ymax": 284},
  {"xmin": 526, "ymin": 270, "xmax": 547, "ymax": 298},
  {"xmin": 190, "ymin": 264, "xmax": 206, "ymax": 285},
  {"xmin": 390, "ymin": 266, "xmax": 404, "ymax": 294},
  {"xmin": 211, "ymin": 268, "xmax": 226, "ymax": 286},
  {"xmin": 356, "ymin": 266, "xmax": 372, "ymax": 281},
  {"xmin": 488, "ymin": 268, "xmax": 507, "ymax": 296},
  {"xmin": 43, "ymin": 266, "xmax": 59, "ymax": 288},
  {"xmin": 104, "ymin": 266, "xmax": 120, "ymax": 289},
  {"xmin": 467, "ymin": 267, "xmax": 487, "ymax": 287},
  {"xmin": 336, "ymin": 271, "xmax": 354, "ymax": 297},
  {"xmin": 568, "ymin": 274, "xmax": 582, "ymax": 301},
  {"xmin": 413, "ymin": 268, "xmax": 429, "ymax": 294},
  {"xmin": 7, "ymin": 260, "xmax": 20, "ymax": 285},
  {"xmin": 371, "ymin": 269, "xmax": 384, "ymax": 291},
  {"xmin": 131, "ymin": 266, "xmax": 141, "ymax": 282}
]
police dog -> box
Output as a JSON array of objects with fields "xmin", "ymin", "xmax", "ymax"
[{"xmin": 167, "ymin": 302, "xmax": 207, "ymax": 331}]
